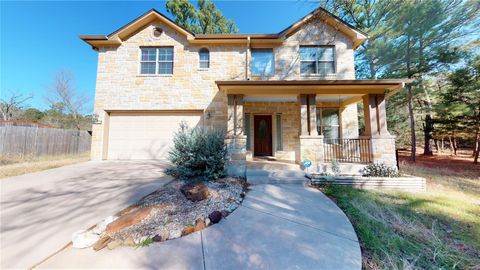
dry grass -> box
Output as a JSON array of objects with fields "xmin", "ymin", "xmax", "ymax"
[
  {"xmin": 0, "ymin": 153, "xmax": 90, "ymax": 179},
  {"xmin": 323, "ymin": 160, "xmax": 480, "ymax": 269}
]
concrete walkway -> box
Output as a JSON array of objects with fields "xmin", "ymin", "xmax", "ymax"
[
  {"xmin": 0, "ymin": 160, "xmax": 172, "ymax": 269},
  {"xmin": 39, "ymin": 183, "xmax": 361, "ymax": 269}
]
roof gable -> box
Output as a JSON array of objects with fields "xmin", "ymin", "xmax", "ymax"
[
  {"xmin": 108, "ymin": 9, "xmax": 194, "ymax": 41},
  {"xmin": 278, "ymin": 7, "xmax": 368, "ymax": 49},
  {"xmin": 80, "ymin": 6, "xmax": 368, "ymax": 50}
]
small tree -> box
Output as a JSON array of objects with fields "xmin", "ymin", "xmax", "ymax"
[
  {"xmin": 166, "ymin": 122, "xmax": 227, "ymax": 180},
  {"xmin": 0, "ymin": 91, "xmax": 32, "ymax": 120},
  {"xmin": 46, "ymin": 70, "xmax": 90, "ymax": 130}
]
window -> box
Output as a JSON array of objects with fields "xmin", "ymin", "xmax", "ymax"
[
  {"xmin": 316, "ymin": 108, "xmax": 340, "ymax": 140},
  {"xmin": 250, "ymin": 49, "xmax": 274, "ymax": 75},
  {"xmin": 140, "ymin": 47, "xmax": 173, "ymax": 75},
  {"xmin": 276, "ymin": 114, "xmax": 283, "ymax": 151},
  {"xmin": 199, "ymin": 48, "xmax": 210, "ymax": 69},
  {"xmin": 300, "ymin": 46, "xmax": 335, "ymax": 74}
]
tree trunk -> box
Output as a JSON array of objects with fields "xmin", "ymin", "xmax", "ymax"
[
  {"xmin": 453, "ymin": 132, "xmax": 458, "ymax": 156},
  {"xmin": 448, "ymin": 135, "xmax": 454, "ymax": 154},
  {"xmin": 407, "ymin": 84, "xmax": 416, "ymax": 162},
  {"xmin": 434, "ymin": 138, "xmax": 439, "ymax": 153},
  {"xmin": 441, "ymin": 137, "xmax": 444, "ymax": 153},
  {"xmin": 474, "ymin": 135, "xmax": 479, "ymax": 164},
  {"xmin": 473, "ymin": 132, "xmax": 478, "ymax": 157},
  {"xmin": 423, "ymin": 114, "xmax": 434, "ymax": 155}
]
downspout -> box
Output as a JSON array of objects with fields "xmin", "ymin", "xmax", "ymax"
[{"xmin": 245, "ymin": 36, "xmax": 250, "ymax": 80}]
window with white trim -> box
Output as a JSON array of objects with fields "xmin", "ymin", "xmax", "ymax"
[
  {"xmin": 140, "ymin": 47, "xmax": 174, "ymax": 75},
  {"xmin": 300, "ymin": 46, "xmax": 335, "ymax": 74},
  {"xmin": 199, "ymin": 48, "xmax": 210, "ymax": 69}
]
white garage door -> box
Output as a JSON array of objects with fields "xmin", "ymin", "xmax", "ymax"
[{"xmin": 107, "ymin": 111, "xmax": 203, "ymax": 160}]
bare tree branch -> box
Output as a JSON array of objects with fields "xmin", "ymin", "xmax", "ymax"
[{"xmin": 0, "ymin": 91, "xmax": 32, "ymax": 120}]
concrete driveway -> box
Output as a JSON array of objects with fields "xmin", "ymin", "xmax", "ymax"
[
  {"xmin": 0, "ymin": 160, "xmax": 172, "ymax": 269},
  {"xmin": 37, "ymin": 183, "xmax": 362, "ymax": 270}
]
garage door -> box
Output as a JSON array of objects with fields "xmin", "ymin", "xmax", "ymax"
[{"xmin": 107, "ymin": 111, "xmax": 203, "ymax": 160}]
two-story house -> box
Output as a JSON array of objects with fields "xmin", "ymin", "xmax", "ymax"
[{"xmin": 81, "ymin": 7, "xmax": 404, "ymax": 176}]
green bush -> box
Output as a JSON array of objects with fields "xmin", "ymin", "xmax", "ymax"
[
  {"xmin": 166, "ymin": 122, "xmax": 227, "ymax": 180},
  {"xmin": 361, "ymin": 163, "xmax": 399, "ymax": 177}
]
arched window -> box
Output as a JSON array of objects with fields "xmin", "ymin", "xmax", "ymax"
[{"xmin": 199, "ymin": 48, "xmax": 209, "ymax": 69}]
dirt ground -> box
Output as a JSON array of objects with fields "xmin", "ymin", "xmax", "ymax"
[{"xmin": 398, "ymin": 148, "xmax": 480, "ymax": 178}]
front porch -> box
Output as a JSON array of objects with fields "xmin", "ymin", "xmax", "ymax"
[{"xmin": 218, "ymin": 80, "xmax": 404, "ymax": 176}]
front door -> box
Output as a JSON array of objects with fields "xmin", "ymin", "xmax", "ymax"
[{"xmin": 254, "ymin": 115, "xmax": 273, "ymax": 156}]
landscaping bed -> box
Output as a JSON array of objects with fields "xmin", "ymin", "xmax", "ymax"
[
  {"xmin": 72, "ymin": 177, "xmax": 248, "ymax": 250},
  {"xmin": 307, "ymin": 174, "xmax": 426, "ymax": 192}
]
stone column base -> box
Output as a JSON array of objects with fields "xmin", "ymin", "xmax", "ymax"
[
  {"xmin": 299, "ymin": 135, "xmax": 324, "ymax": 168},
  {"xmin": 225, "ymin": 135, "xmax": 247, "ymax": 177},
  {"xmin": 370, "ymin": 136, "xmax": 397, "ymax": 167}
]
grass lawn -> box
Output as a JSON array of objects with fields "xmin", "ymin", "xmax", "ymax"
[
  {"xmin": 322, "ymin": 156, "xmax": 480, "ymax": 269},
  {"xmin": 0, "ymin": 153, "xmax": 90, "ymax": 179}
]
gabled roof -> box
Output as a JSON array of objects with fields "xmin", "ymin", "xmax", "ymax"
[
  {"xmin": 278, "ymin": 7, "xmax": 368, "ymax": 49},
  {"xmin": 80, "ymin": 7, "xmax": 368, "ymax": 50}
]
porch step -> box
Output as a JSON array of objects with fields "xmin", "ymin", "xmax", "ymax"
[{"xmin": 246, "ymin": 169, "xmax": 308, "ymax": 185}]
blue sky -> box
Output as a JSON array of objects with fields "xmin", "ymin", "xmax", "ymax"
[{"xmin": 0, "ymin": 0, "xmax": 319, "ymax": 112}]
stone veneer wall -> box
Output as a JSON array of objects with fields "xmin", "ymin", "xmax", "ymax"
[
  {"xmin": 91, "ymin": 17, "xmax": 356, "ymax": 160},
  {"xmin": 370, "ymin": 136, "xmax": 397, "ymax": 167},
  {"xmin": 243, "ymin": 102, "xmax": 300, "ymax": 161}
]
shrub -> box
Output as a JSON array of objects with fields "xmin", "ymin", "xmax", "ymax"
[
  {"xmin": 361, "ymin": 163, "xmax": 400, "ymax": 177},
  {"xmin": 166, "ymin": 122, "xmax": 227, "ymax": 180}
]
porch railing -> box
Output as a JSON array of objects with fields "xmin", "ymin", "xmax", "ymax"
[{"xmin": 323, "ymin": 138, "xmax": 372, "ymax": 163}]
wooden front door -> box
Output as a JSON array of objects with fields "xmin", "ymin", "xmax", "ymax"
[{"xmin": 254, "ymin": 115, "xmax": 273, "ymax": 156}]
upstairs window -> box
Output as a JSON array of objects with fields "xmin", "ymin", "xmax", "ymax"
[
  {"xmin": 140, "ymin": 47, "xmax": 174, "ymax": 75},
  {"xmin": 300, "ymin": 46, "xmax": 335, "ymax": 74},
  {"xmin": 199, "ymin": 48, "xmax": 210, "ymax": 69},
  {"xmin": 250, "ymin": 49, "xmax": 274, "ymax": 75}
]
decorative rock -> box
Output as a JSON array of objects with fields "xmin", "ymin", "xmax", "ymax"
[
  {"xmin": 93, "ymin": 236, "xmax": 111, "ymax": 251},
  {"xmin": 182, "ymin": 226, "xmax": 195, "ymax": 236},
  {"xmin": 220, "ymin": 210, "xmax": 229, "ymax": 217},
  {"xmin": 205, "ymin": 218, "xmax": 211, "ymax": 226},
  {"xmin": 194, "ymin": 218, "xmax": 206, "ymax": 231},
  {"xmin": 72, "ymin": 230, "xmax": 100, "ymax": 249},
  {"xmin": 180, "ymin": 182, "xmax": 209, "ymax": 201},
  {"xmin": 152, "ymin": 235, "xmax": 162, "ymax": 242},
  {"xmin": 123, "ymin": 236, "xmax": 136, "ymax": 246},
  {"xmin": 208, "ymin": 211, "xmax": 222, "ymax": 224},
  {"xmin": 169, "ymin": 230, "xmax": 182, "ymax": 240},
  {"xmin": 106, "ymin": 206, "xmax": 154, "ymax": 234},
  {"xmin": 107, "ymin": 239, "xmax": 122, "ymax": 250},
  {"xmin": 161, "ymin": 231, "xmax": 170, "ymax": 241},
  {"xmin": 92, "ymin": 216, "xmax": 117, "ymax": 235}
]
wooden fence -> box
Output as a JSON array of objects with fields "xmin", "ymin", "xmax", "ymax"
[{"xmin": 0, "ymin": 125, "xmax": 91, "ymax": 158}]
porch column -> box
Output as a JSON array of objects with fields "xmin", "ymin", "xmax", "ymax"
[
  {"xmin": 376, "ymin": 94, "xmax": 390, "ymax": 136},
  {"xmin": 299, "ymin": 94, "xmax": 323, "ymax": 169},
  {"xmin": 234, "ymin": 94, "xmax": 244, "ymax": 136},
  {"xmin": 225, "ymin": 94, "xmax": 247, "ymax": 177},
  {"xmin": 307, "ymin": 94, "xmax": 317, "ymax": 135},
  {"xmin": 362, "ymin": 94, "xmax": 391, "ymax": 137},
  {"xmin": 362, "ymin": 94, "xmax": 377, "ymax": 137},
  {"xmin": 227, "ymin": 94, "xmax": 235, "ymax": 136},
  {"xmin": 299, "ymin": 94, "xmax": 309, "ymax": 136},
  {"xmin": 362, "ymin": 94, "xmax": 396, "ymax": 166}
]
